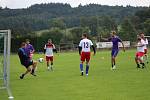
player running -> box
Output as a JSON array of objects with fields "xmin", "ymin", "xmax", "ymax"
[
  {"xmin": 135, "ymin": 37, "xmax": 145, "ymax": 68},
  {"xmin": 44, "ymin": 39, "xmax": 57, "ymax": 71},
  {"xmin": 18, "ymin": 42, "xmax": 37, "ymax": 79},
  {"xmin": 25, "ymin": 39, "xmax": 35, "ymax": 60},
  {"xmin": 101, "ymin": 31, "xmax": 125, "ymax": 70},
  {"xmin": 139, "ymin": 33, "xmax": 149, "ymax": 64},
  {"xmin": 78, "ymin": 33, "xmax": 96, "ymax": 76}
]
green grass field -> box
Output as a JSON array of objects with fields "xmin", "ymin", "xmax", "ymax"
[{"xmin": 0, "ymin": 50, "xmax": 150, "ymax": 100}]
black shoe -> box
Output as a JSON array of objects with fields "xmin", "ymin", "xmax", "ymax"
[
  {"xmin": 137, "ymin": 64, "xmax": 140, "ymax": 68},
  {"xmin": 140, "ymin": 63, "xmax": 145, "ymax": 69},
  {"xmin": 31, "ymin": 73, "xmax": 37, "ymax": 76},
  {"xmin": 81, "ymin": 72, "xmax": 83, "ymax": 76},
  {"xmin": 20, "ymin": 74, "xmax": 25, "ymax": 79}
]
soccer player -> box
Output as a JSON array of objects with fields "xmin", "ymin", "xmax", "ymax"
[
  {"xmin": 25, "ymin": 39, "xmax": 35, "ymax": 60},
  {"xmin": 135, "ymin": 37, "xmax": 145, "ymax": 68},
  {"xmin": 101, "ymin": 31, "xmax": 125, "ymax": 70},
  {"xmin": 78, "ymin": 33, "xmax": 96, "ymax": 76},
  {"xmin": 44, "ymin": 39, "xmax": 57, "ymax": 71},
  {"xmin": 18, "ymin": 42, "xmax": 37, "ymax": 79},
  {"xmin": 139, "ymin": 33, "xmax": 149, "ymax": 64}
]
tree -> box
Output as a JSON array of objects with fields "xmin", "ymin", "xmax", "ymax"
[
  {"xmin": 119, "ymin": 18, "xmax": 136, "ymax": 41},
  {"xmin": 49, "ymin": 18, "xmax": 66, "ymax": 29}
]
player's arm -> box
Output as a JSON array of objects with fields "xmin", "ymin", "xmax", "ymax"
[
  {"xmin": 90, "ymin": 40, "xmax": 96, "ymax": 55},
  {"xmin": 91, "ymin": 45, "xmax": 96, "ymax": 55},
  {"xmin": 53, "ymin": 44, "xmax": 57, "ymax": 53},
  {"xmin": 136, "ymin": 43, "xmax": 145, "ymax": 47},
  {"xmin": 31, "ymin": 45, "xmax": 35, "ymax": 53},
  {"xmin": 78, "ymin": 40, "xmax": 82, "ymax": 55},
  {"xmin": 101, "ymin": 35, "xmax": 111, "ymax": 41},
  {"xmin": 118, "ymin": 38, "xmax": 125, "ymax": 52},
  {"xmin": 78, "ymin": 46, "xmax": 82, "ymax": 55}
]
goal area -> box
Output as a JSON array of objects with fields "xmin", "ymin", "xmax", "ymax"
[{"xmin": 0, "ymin": 30, "xmax": 13, "ymax": 99}]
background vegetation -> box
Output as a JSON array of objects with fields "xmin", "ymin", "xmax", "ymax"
[{"xmin": 0, "ymin": 3, "xmax": 150, "ymax": 52}]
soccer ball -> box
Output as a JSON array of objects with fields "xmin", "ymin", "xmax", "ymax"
[{"xmin": 38, "ymin": 58, "xmax": 44, "ymax": 63}]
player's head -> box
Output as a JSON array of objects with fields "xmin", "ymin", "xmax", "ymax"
[
  {"xmin": 48, "ymin": 39, "xmax": 52, "ymax": 43},
  {"xmin": 110, "ymin": 31, "xmax": 116, "ymax": 37},
  {"xmin": 21, "ymin": 42, "xmax": 26, "ymax": 48},
  {"xmin": 139, "ymin": 32, "xmax": 145, "ymax": 38},
  {"xmin": 26, "ymin": 39, "xmax": 30, "ymax": 44},
  {"xmin": 82, "ymin": 33, "xmax": 87, "ymax": 39}
]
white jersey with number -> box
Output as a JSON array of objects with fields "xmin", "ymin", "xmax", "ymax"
[
  {"xmin": 137, "ymin": 39, "xmax": 145, "ymax": 52},
  {"xmin": 79, "ymin": 38, "xmax": 93, "ymax": 52},
  {"xmin": 44, "ymin": 43, "xmax": 55, "ymax": 57}
]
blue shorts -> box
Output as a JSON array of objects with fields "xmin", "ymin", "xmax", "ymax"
[
  {"xmin": 22, "ymin": 60, "xmax": 33, "ymax": 68},
  {"xmin": 111, "ymin": 49, "xmax": 119, "ymax": 57}
]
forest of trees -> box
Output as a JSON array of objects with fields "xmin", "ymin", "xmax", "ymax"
[{"xmin": 0, "ymin": 3, "xmax": 150, "ymax": 52}]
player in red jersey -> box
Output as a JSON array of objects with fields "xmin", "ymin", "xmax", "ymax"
[
  {"xmin": 139, "ymin": 33, "xmax": 149, "ymax": 64},
  {"xmin": 135, "ymin": 37, "xmax": 145, "ymax": 68},
  {"xmin": 44, "ymin": 39, "xmax": 57, "ymax": 71},
  {"xmin": 78, "ymin": 33, "xmax": 96, "ymax": 76}
]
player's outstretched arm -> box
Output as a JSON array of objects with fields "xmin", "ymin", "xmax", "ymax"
[
  {"xmin": 78, "ymin": 46, "xmax": 82, "ymax": 55},
  {"xmin": 121, "ymin": 42, "xmax": 125, "ymax": 52},
  {"xmin": 91, "ymin": 45, "xmax": 96, "ymax": 55}
]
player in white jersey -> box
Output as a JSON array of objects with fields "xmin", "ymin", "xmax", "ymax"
[
  {"xmin": 44, "ymin": 39, "xmax": 57, "ymax": 71},
  {"xmin": 139, "ymin": 32, "xmax": 149, "ymax": 64},
  {"xmin": 135, "ymin": 37, "xmax": 145, "ymax": 68},
  {"xmin": 78, "ymin": 33, "xmax": 96, "ymax": 76}
]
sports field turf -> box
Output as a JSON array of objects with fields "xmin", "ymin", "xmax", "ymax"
[{"xmin": 0, "ymin": 50, "xmax": 150, "ymax": 100}]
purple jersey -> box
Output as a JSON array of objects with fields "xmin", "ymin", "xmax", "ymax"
[
  {"xmin": 25, "ymin": 44, "xmax": 34, "ymax": 57},
  {"xmin": 108, "ymin": 36, "xmax": 122, "ymax": 50}
]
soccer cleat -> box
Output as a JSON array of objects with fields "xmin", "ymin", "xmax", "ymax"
[
  {"xmin": 137, "ymin": 64, "xmax": 140, "ymax": 68},
  {"xmin": 20, "ymin": 74, "xmax": 25, "ymax": 79},
  {"xmin": 81, "ymin": 72, "xmax": 84, "ymax": 76},
  {"xmin": 140, "ymin": 63, "xmax": 145, "ymax": 69},
  {"xmin": 112, "ymin": 66, "xmax": 116, "ymax": 70},
  {"xmin": 86, "ymin": 74, "xmax": 88, "ymax": 76},
  {"xmin": 31, "ymin": 72, "xmax": 37, "ymax": 76},
  {"xmin": 51, "ymin": 67, "xmax": 53, "ymax": 71}
]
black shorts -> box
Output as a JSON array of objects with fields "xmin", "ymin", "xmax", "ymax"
[{"xmin": 22, "ymin": 60, "xmax": 33, "ymax": 68}]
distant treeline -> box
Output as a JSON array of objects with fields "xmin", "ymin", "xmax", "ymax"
[{"xmin": 0, "ymin": 3, "xmax": 150, "ymax": 52}]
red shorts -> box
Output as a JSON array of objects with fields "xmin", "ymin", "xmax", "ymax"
[
  {"xmin": 136, "ymin": 52, "xmax": 144, "ymax": 58},
  {"xmin": 80, "ymin": 52, "xmax": 91, "ymax": 62},
  {"xmin": 144, "ymin": 49, "xmax": 148, "ymax": 54},
  {"xmin": 46, "ymin": 56, "xmax": 53, "ymax": 62}
]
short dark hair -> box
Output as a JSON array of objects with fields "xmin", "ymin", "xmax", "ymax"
[
  {"xmin": 139, "ymin": 32, "xmax": 144, "ymax": 35},
  {"xmin": 21, "ymin": 42, "xmax": 26, "ymax": 47},
  {"xmin": 82, "ymin": 33, "xmax": 87, "ymax": 37}
]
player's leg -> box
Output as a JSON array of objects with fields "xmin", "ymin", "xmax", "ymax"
[
  {"xmin": 135, "ymin": 53, "xmax": 140, "ymax": 68},
  {"xmin": 31, "ymin": 61, "xmax": 37, "ymax": 76},
  {"xmin": 111, "ymin": 50, "xmax": 118, "ymax": 69},
  {"xmin": 50, "ymin": 56, "xmax": 54, "ymax": 71},
  {"xmin": 80, "ymin": 52, "xmax": 85, "ymax": 76},
  {"xmin": 20, "ymin": 66, "xmax": 31, "ymax": 79},
  {"xmin": 138, "ymin": 55, "xmax": 145, "ymax": 68},
  {"xmin": 85, "ymin": 52, "xmax": 90, "ymax": 76},
  {"xmin": 46, "ymin": 56, "xmax": 50, "ymax": 70},
  {"xmin": 135, "ymin": 52, "xmax": 145, "ymax": 68}
]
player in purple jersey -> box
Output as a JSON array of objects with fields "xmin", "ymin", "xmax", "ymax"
[
  {"xmin": 25, "ymin": 39, "xmax": 35, "ymax": 60},
  {"xmin": 102, "ymin": 31, "xmax": 125, "ymax": 69}
]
